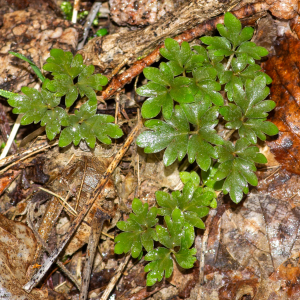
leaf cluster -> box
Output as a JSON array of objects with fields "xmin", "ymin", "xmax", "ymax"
[
  {"xmin": 114, "ymin": 172, "xmax": 213, "ymax": 285},
  {"xmin": 136, "ymin": 12, "xmax": 278, "ymax": 203},
  {"xmin": 4, "ymin": 49, "xmax": 123, "ymax": 147}
]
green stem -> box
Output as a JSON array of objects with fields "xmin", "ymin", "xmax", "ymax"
[{"xmin": 189, "ymin": 130, "xmax": 198, "ymax": 135}]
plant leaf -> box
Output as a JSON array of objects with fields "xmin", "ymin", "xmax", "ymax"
[
  {"xmin": 58, "ymin": 101, "xmax": 123, "ymax": 147},
  {"xmin": 7, "ymin": 87, "xmax": 60, "ymax": 125},
  {"xmin": 214, "ymin": 138, "xmax": 267, "ymax": 203},
  {"xmin": 137, "ymin": 105, "xmax": 189, "ymax": 166},
  {"xmin": 9, "ymin": 51, "xmax": 45, "ymax": 82},
  {"xmin": 138, "ymin": 62, "xmax": 193, "ymax": 119},
  {"xmin": 144, "ymin": 247, "xmax": 173, "ymax": 286},
  {"xmin": 156, "ymin": 181, "xmax": 213, "ymax": 228},
  {"xmin": 114, "ymin": 198, "xmax": 158, "ymax": 258}
]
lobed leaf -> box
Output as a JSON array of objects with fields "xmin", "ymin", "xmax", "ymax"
[
  {"xmin": 144, "ymin": 247, "xmax": 173, "ymax": 286},
  {"xmin": 137, "ymin": 105, "xmax": 189, "ymax": 166},
  {"xmin": 214, "ymin": 139, "xmax": 267, "ymax": 203},
  {"xmin": 190, "ymin": 66, "xmax": 223, "ymax": 106},
  {"xmin": 220, "ymin": 76, "xmax": 278, "ymax": 143},
  {"xmin": 7, "ymin": 87, "xmax": 60, "ymax": 126},
  {"xmin": 160, "ymin": 39, "xmax": 204, "ymax": 73},
  {"xmin": 138, "ymin": 63, "xmax": 193, "ymax": 119},
  {"xmin": 43, "ymin": 49, "xmax": 85, "ymax": 78},
  {"xmin": 58, "ymin": 101, "xmax": 123, "ymax": 147},
  {"xmin": 114, "ymin": 198, "xmax": 158, "ymax": 258},
  {"xmin": 156, "ymin": 181, "xmax": 214, "ymax": 228},
  {"xmin": 216, "ymin": 12, "xmax": 254, "ymax": 48}
]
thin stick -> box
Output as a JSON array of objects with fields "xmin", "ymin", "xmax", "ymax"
[
  {"xmin": 263, "ymin": 166, "xmax": 281, "ymax": 182},
  {"xmin": 224, "ymin": 129, "xmax": 236, "ymax": 141},
  {"xmin": 0, "ymin": 141, "xmax": 55, "ymax": 171},
  {"xmin": 100, "ymin": 254, "xmax": 130, "ymax": 300},
  {"xmin": 72, "ymin": 0, "xmax": 81, "ymax": 24},
  {"xmin": 0, "ymin": 114, "xmax": 23, "ymax": 159},
  {"xmin": 23, "ymin": 119, "xmax": 143, "ymax": 292},
  {"xmin": 77, "ymin": 1, "xmax": 102, "ymax": 50},
  {"xmin": 80, "ymin": 209, "xmax": 110, "ymax": 300},
  {"xmin": 27, "ymin": 202, "xmax": 81, "ymax": 291}
]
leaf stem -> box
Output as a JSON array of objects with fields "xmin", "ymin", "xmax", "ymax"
[
  {"xmin": 225, "ymin": 53, "xmax": 235, "ymax": 71},
  {"xmin": 224, "ymin": 128, "xmax": 236, "ymax": 140},
  {"xmin": 189, "ymin": 130, "xmax": 198, "ymax": 135}
]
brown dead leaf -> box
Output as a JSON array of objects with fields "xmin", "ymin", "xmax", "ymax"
[
  {"xmin": 0, "ymin": 214, "xmax": 49, "ymax": 299},
  {"xmin": 262, "ymin": 33, "xmax": 300, "ymax": 175},
  {"xmin": 266, "ymin": 0, "xmax": 298, "ymax": 19},
  {"xmin": 0, "ymin": 170, "xmax": 20, "ymax": 196},
  {"xmin": 195, "ymin": 193, "xmax": 300, "ymax": 299}
]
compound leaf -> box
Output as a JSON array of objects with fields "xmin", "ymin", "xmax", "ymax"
[
  {"xmin": 200, "ymin": 36, "xmax": 232, "ymax": 56},
  {"xmin": 115, "ymin": 198, "xmax": 158, "ymax": 258},
  {"xmin": 77, "ymin": 65, "xmax": 108, "ymax": 102},
  {"xmin": 190, "ymin": 66, "xmax": 223, "ymax": 105},
  {"xmin": 182, "ymin": 105, "xmax": 223, "ymax": 170},
  {"xmin": 216, "ymin": 12, "xmax": 254, "ymax": 48},
  {"xmin": 160, "ymin": 39, "xmax": 206, "ymax": 74},
  {"xmin": 236, "ymin": 41, "xmax": 269, "ymax": 61},
  {"xmin": 58, "ymin": 101, "xmax": 123, "ymax": 147},
  {"xmin": 214, "ymin": 138, "xmax": 267, "ymax": 203},
  {"xmin": 175, "ymin": 247, "xmax": 197, "ymax": 269},
  {"xmin": 144, "ymin": 247, "xmax": 173, "ymax": 286},
  {"xmin": 157, "ymin": 181, "xmax": 214, "ymax": 228},
  {"xmin": 138, "ymin": 63, "xmax": 193, "ymax": 119},
  {"xmin": 40, "ymin": 107, "xmax": 68, "ymax": 140},
  {"xmin": 43, "ymin": 49, "xmax": 85, "ymax": 78},
  {"xmin": 7, "ymin": 87, "xmax": 60, "ymax": 125},
  {"xmin": 220, "ymin": 76, "xmax": 278, "ymax": 143},
  {"xmin": 45, "ymin": 74, "xmax": 78, "ymax": 107}
]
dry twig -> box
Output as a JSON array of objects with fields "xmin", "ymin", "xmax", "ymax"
[
  {"xmin": 80, "ymin": 209, "xmax": 110, "ymax": 300},
  {"xmin": 100, "ymin": 254, "xmax": 131, "ymax": 300}
]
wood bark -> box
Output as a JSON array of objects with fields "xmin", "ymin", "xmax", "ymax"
[{"xmin": 79, "ymin": 0, "xmax": 241, "ymax": 73}]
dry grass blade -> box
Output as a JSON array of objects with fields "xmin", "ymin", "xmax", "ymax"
[
  {"xmin": 23, "ymin": 119, "xmax": 143, "ymax": 292},
  {"xmin": 0, "ymin": 141, "xmax": 54, "ymax": 170}
]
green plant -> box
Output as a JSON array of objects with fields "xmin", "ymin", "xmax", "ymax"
[
  {"xmin": 60, "ymin": 1, "xmax": 73, "ymax": 20},
  {"xmin": 0, "ymin": 49, "xmax": 123, "ymax": 148},
  {"xmin": 115, "ymin": 12, "xmax": 278, "ymax": 286}
]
